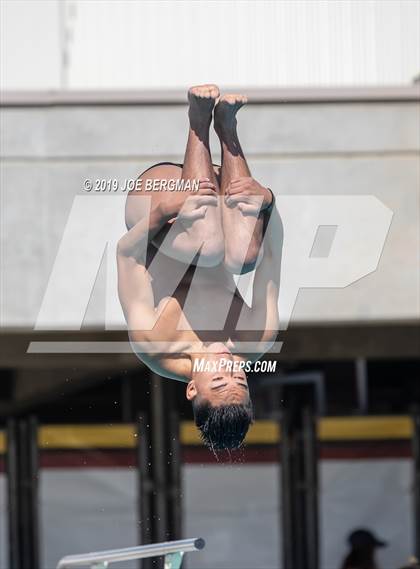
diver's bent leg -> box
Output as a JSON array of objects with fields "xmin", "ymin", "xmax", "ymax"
[
  {"xmin": 215, "ymin": 95, "xmax": 265, "ymax": 274},
  {"xmin": 177, "ymin": 84, "xmax": 224, "ymax": 266}
]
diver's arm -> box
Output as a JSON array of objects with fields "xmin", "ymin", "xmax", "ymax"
[
  {"xmin": 117, "ymin": 204, "xmax": 169, "ymax": 333},
  {"xmin": 117, "ymin": 251, "xmax": 156, "ymax": 329}
]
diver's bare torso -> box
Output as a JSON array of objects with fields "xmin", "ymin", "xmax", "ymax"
[{"xmin": 128, "ymin": 253, "xmax": 265, "ymax": 382}]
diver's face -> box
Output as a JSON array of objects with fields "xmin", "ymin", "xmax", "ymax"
[{"xmin": 186, "ymin": 343, "xmax": 249, "ymax": 406}]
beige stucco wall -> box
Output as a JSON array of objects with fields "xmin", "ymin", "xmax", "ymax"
[{"xmin": 1, "ymin": 93, "xmax": 419, "ymax": 328}]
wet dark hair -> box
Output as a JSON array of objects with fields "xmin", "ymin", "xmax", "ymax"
[{"xmin": 191, "ymin": 398, "xmax": 253, "ymax": 450}]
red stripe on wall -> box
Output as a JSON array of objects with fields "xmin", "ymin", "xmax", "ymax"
[
  {"xmin": 320, "ymin": 441, "xmax": 412, "ymax": 459},
  {"xmin": 40, "ymin": 450, "xmax": 137, "ymax": 469},
  {"xmin": 0, "ymin": 442, "xmax": 412, "ymax": 472},
  {"xmin": 182, "ymin": 446, "xmax": 280, "ymax": 464}
]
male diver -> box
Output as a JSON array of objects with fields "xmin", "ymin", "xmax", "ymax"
[{"xmin": 117, "ymin": 84, "xmax": 282, "ymax": 450}]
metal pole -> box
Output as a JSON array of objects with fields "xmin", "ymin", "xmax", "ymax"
[
  {"xmin": 6, "ymin": 415, "xmax": 40, "ymax": 569},
  {"xmin": 150, "ymin": 374, "xmax": 168, "ymax": 544},
  {"xmin": 355, "ymin": 358, "xmax": 369, "ymax": 414},
  {"xmin": 6, "ymin": 418, "xmax": 19, "ymax": 569},
  {"xmin": 137, "ymin": 374, "xmax": 182, "ymax": 569},
  {"xmin": 138, "ymin": 411, "xmax": 153, "ymax": 569},
  {"xmin": 280, "ymin": 385, "xmax": 319, "ymax": 569},
  {"xmin": 413, "ymin": 408, "xmax": 420, "ymax": 559},
  {"xmin": 168, "ymin": 408, "xmax": 182, "ymax": 541},
  {"xmin": 303, "ymin": 406, "xmax": 319, "ymax": 565},
  {"xmin": 280, "ymin": 405, "xmax": 294, "ymax": 569}
]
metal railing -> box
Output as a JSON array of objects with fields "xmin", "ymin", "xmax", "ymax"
[{"xmin": 56, "ymin": 538, "xmax": 205, "ymax": 569}]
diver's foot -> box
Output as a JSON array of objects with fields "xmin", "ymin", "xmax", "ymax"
[
  {"xmin": 188, "ymin": 84, "xmax": 220, "ymax": 132},
  {"xmin": 214, "ymin": 94, "xmax": 247, "ymax": 138}
]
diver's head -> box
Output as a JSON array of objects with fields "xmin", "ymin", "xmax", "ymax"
[{"xmin": 186, "ymin": 343, "xmax": 253, "ymax": 450}]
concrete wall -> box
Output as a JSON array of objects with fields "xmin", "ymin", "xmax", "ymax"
[{"xmin": 1, "ymin": 95, "xmax": 419, "ymax": 329}]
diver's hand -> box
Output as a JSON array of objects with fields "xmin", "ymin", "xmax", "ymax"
[
  {"xmin": 225, "ymin": 177, "xmax": 272, "ymax": 215},
  {"xmin": 160, "ymin": 178, "xmax": 218, "ymax": 221}
]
